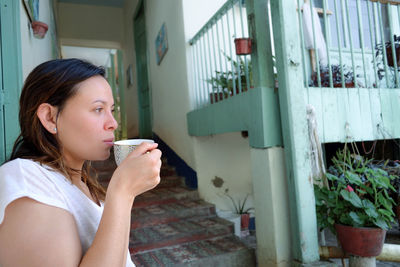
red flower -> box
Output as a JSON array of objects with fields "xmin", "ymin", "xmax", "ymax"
[{"xmin": 345, "ymin": 185, "xmax": 354, "ymax": 192}]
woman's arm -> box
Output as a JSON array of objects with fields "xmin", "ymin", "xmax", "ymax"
[{"xmin": 0, "ymin": 143, "xmax": 161, "ymax": 267}]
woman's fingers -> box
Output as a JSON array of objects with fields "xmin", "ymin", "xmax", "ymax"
[{"xmin": 128, "ymin": 142, "xmax": 158, "ymax": 157}]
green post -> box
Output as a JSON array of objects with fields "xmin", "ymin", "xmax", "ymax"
[
  {"xmin": 246, "ymin": 0, "xmax": 291, "ymax": 265},
  {"xmin": 270, "ymin": 0, "xmax": 320, "ymax": 264}
]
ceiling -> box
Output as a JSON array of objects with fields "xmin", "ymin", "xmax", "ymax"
[
  {"xmin": 61, "ymin": 46, "xmax": 115, "ymax": 68},
  {"xmin": 58, "ymin": 0, "xmax": 125, "ymax": 8}
]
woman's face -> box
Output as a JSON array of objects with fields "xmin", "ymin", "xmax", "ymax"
[{"xmin": 56, "ymin": 75, "xmax": 118, "ymax": 167}]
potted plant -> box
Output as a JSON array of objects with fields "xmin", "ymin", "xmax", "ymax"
[
  {"xmin": 234, "ymin": 38, "xmax": 252, "ymax": 55},
  {"xmin": 314, "ymin": 147, "xmax": 397, "ymax": 257},
  {"xmin": 225, "ymin": 193, "xmax": 254, "ymax": 234},
  {"xmin": 309, "ymin": 64, "xmax": 356, "ymax": 88},
  {"xmin": 31, "ymin": 21, "xmax": 49, "ymax": 39},
  {"xmin": 207, "ymin": 54, "xmax": 253, "ymax": 103}
]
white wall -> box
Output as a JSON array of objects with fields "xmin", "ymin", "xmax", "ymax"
[
  {"xmin": 20, "ymin": 0, "xmax": 58, "ymax": 79},
  {"xmin": 144, "ymin": 0, "xmax": 196, "ymax": 167},
  {"xmin": 57, "ymin": 3, "xmax": 123, "ymax": 48}
]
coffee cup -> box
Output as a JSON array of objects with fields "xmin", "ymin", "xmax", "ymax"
[{"xmin": 113, "ymin": 139, "xmax": 155, "ymax": 165}]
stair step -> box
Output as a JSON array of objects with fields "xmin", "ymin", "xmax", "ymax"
[
  {"xmin": 156, "ymin": 175, "xmax": 184, "ymax": 188},
  {"xmin": 129, "ymin": 216, "xmax": 233, "ymax": 254},
  {"xmin": 131, "ymin": 199, "xmax": 215, "ymax": 229},
  {"xmin": 133, "ymin": 186, "xmax": 199, "ymax": 208},
  {"xmin": 160, "ymin": 166, "xmax": 176, "ymax": 177},
  {"xmin": 131, "ymin": 235, "xmax": 256, "ymax": 267}
]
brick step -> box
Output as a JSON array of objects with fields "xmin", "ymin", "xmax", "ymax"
[
  {"xmin": 155, "ymin": 175, "xmax": 184, "ymax": 188},
  {"xmin": 129, "ymin": 216, "xmax": 233, "ymax": 254},
  {"xmin": 133, "ymin": 186, "xmax": 199, "ymax": 208},
  {"xmin": 131, "ymin": 199, "xmax": 215, "ymax": 229},
  {"xmin": 131, "ymin": 235, "xmax": 256, "ymax": 267},
  {"xmin": 98, "ymin": 174, "xmax": 184, "ymax": 190}
]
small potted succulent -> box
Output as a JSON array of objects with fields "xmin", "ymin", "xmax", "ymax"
[
  {"xmin": 225, "ymin": 193, "xmax": 254, "ymax": 233},
  {"xmin": 314, "ymin": 147, "xmax": 397, "ymax": 257}
]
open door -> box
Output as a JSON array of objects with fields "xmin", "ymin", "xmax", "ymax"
[{"xmin": 134, "ymin": 2, "xmax": 152, "ymax": 138}]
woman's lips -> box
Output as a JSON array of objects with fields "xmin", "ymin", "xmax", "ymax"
[{"xmin": 103, "ymin": 139, "xmax": 114, "ymax": 146}]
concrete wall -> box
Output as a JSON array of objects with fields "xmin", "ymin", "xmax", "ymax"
[
  {"xmin": 57, "ymin": 2, "xmax": 123, "ymax": 48},
  {"xmin": 20, "ymin": 0, "xmax": 58, "ymax": 79}
]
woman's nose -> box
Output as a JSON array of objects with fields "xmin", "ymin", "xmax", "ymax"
[{"xmin": 106, "ymin": 111, "xmax": 118, "ymax": 130}]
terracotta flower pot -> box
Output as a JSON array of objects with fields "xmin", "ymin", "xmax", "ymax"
[
  {"xmin": 335, "ymin": 224, "xmax": 386, "ymax": 257},
  {"xmin": 240, "ymin": 213, "xmax": 250, "ymax": 230},
  {"xmin": 234, "ymin": 38, "xmax": 252, "ymax": 55},
  {"xmin": 31, "ymin": 21, "xmax": 49, "ymax": 39},
  {"xmin": 386, "ymin": 45, "xmax": 400, "ymax": 68}
]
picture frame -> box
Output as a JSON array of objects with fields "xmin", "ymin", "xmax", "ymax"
[
  {"xmin": 126, "ymin": 64, "xmax": 134, "ymax": 87},
  {"xmin": 155, "ymin": 23, "xmax": 168, "ymax": 65}
]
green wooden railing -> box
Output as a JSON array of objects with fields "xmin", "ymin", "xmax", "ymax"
[
  {"xmin": 189, "ymin": 0, "xmax": 252, "ymax": 109},
  {"xmin": 298, "ymin": 0, "xmax": 400, "ymax": 89}
]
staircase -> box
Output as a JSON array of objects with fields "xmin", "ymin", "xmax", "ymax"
[{"xmin": 93, "ymin": 154, "xmax": 256, "ymax": 267}]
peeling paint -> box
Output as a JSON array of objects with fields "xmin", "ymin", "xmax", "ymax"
[{"xmin": 211, "ymin": 176, "xmax": 224, "ymax": 188}]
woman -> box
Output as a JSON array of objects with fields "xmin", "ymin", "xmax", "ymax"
[{"xmin": 0, "ymin": 58, "xmax": 161, "ymax": 266}]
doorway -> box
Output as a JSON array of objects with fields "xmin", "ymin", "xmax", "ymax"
[{"xmin": 134, "ymin": 1, "xmax": 152, "ymax": 138}]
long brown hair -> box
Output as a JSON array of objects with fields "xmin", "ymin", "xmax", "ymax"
[{"xmin": 9, "ymin": 58, "xmax": 108, "ymax": 203}]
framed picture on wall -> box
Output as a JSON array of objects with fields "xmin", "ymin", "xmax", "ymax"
[
  {"xmin": 126, "ymin": 64, "xmax": 133, "ymax": 87},
  {"xmin": 155, "ymin": 23, "xmax": 168, "ymax": 65}
]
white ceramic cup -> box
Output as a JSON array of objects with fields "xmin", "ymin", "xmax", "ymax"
[{"xmin": 113, "ymin": 139, "xmax": 155, "ymax": 165}]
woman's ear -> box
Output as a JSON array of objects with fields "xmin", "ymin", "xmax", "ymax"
[{"xmin": 37, "ymin": 103, "xmax": 58, "ymax": 134}]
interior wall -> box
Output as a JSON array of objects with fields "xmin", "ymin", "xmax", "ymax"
[
  {"xmin": 57, "ymin": 2, "xmax": 123, "ymax": 47},
  {"xmin": 20, "ymin": 0, "xmax": 58, "ymax": 79}
]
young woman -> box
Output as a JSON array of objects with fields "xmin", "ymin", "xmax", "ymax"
[{"xmin": 0, "ymin": 58, "xmax": 161, "ymax": 266}]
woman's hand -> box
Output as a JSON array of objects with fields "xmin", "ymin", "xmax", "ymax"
[{"xmin": 107, "ymin": 142, "xmax": 162, "ymax": 203}]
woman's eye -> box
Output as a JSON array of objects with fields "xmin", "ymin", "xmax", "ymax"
[{"xmin": 95, "ymin": 107, "xmax": 103, "ymax": 113}]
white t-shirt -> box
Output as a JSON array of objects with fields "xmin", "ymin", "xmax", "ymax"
[{"xmin": 0, "ymin": 158, "xmax": 134, "ymax": 267}]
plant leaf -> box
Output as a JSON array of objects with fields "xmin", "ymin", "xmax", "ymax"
[{"xmin": 340, "ymin": 189, "xmax": 363, "ymax": 208}]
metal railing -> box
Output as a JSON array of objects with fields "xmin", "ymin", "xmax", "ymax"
[
  {"xmin": 297, "ymin": 0, "xmax": 400, "ymax": 89},
  {"xmin": 189, "ymin": 0, "xmax": 252, "ymax": 109}
]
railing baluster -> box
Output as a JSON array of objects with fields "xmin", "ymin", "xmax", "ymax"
[
  {"xmin": 334, "ymin": 0, "xmax": 345, "ymax": 88},
  {"xmin": 227, "ymin": 7, "xmax": 237, "ymax": 96},
  {"xmin": 367, "ymin": 0, "xmax": 379, "ymax": 88},
  {"xmin": 356, "ymin": 0, "xmax": 368, "ymax": 88},
  {"xmin": 191, "ymin": 42, "xmax": 199, "ymax": 108},
  {"xmin": 232, "ymin": 1, "xmax": 243, "ymax": 94},
  {"xmin": 387, "ymin": 3, "xmax": 399, "ymax": 88},
  {"xmin": 309, "ymin": 0, "xmax": 321, "ymax": 87},
  {"xmin": 377, "ymin": 3, "xmax": 390, "ymax": 87},
  {"xmin": 297, "ymin": 0, "xmax": 309, "ymax": 88},
  {"xmin": 323, "ymin": 0, "xmax": 333, "ymax": 88},
  {"xmin": 344, "ymin": 0, "xmax": 357, "ymax": 88}
]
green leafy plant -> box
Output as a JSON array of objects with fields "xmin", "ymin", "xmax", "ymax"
[
  {"xmin": 314, "ymin": 148, "xmax": 397, "ymax": 234},
  {"xmin": 225, "ymin": 193, "xmax": 254, "ymax": 215},
  {"xmin": 207, "ymin": 53, "xmax": 253, "ymax": 98}
]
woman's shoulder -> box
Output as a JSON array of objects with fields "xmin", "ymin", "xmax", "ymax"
[{"xmin": 1, "ymin": 158, "xmax": 56, "ymax": 175}]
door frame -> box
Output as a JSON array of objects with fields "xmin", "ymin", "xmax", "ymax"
[{"xmin": 0, "ymin": 0, "xmax": 23, "ymax": 163}]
